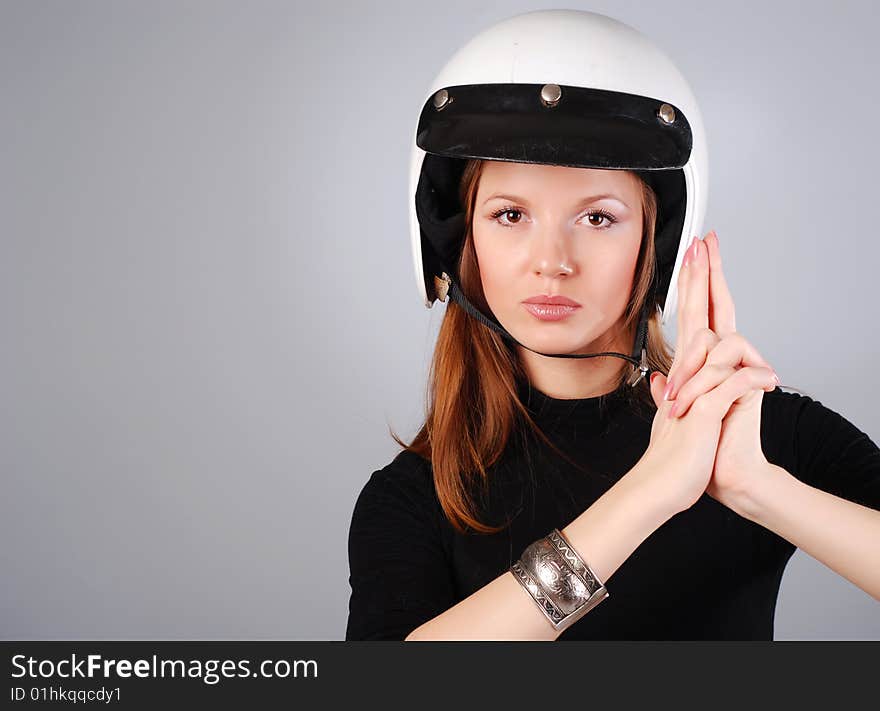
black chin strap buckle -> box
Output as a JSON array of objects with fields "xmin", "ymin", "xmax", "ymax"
[{"xmin": 626, "ymin": 347, "xmax": 649, "ymax": 387}]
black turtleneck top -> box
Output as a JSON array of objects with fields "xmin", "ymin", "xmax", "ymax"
[{"xmin": 345, "ymin": 381, "xmax": 880, "ymax": 640}]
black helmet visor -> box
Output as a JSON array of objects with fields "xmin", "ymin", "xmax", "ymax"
[{"xmin": 416, "ymin": 83, "xmax": 692, "ymax": 170}]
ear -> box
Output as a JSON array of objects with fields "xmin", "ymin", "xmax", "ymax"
[{"xmin": 649, "ymin": 371, "xmax": 668, "ymax": 411}]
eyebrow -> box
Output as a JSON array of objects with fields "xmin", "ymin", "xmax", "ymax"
[{"xmin": 482, "ymin": 192, "xmax": 631, "ymax": 209}]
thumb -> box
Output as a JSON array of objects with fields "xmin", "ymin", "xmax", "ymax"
[{"xmin": 649, "ymin": 371, "xmax": 668, "ymax": 410}]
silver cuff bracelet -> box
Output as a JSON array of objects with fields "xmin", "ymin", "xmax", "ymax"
[{"xmin": 510, "ymin": 527, "xmax": 609, "ymax": 633}]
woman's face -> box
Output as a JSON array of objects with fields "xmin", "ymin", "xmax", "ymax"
[{"xmin": 472, "ymin": 160, "xmax": 644, "ymax": 355}]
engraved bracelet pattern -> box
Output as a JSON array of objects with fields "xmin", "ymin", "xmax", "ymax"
[{"xmin": 510, "ymin": 528, "xmax": 609, "ymax": 632}]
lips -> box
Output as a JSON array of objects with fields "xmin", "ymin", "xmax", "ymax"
[
  {"xmin": 522, "ymin": 294, "xmax": 582, "ymax": 307},
  {"xmin": 522, "ymin": 302, "xmax": 579, "ymax": 321}
]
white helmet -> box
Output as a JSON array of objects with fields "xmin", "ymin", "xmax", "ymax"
[{"xmin": 408, "ymin": 9, "xmax": 708, "ymax": 386}]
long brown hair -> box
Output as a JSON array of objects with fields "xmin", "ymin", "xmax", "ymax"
[{"xmin": 391, "ymin": 159, "xmax": 675, "ymax": 535}]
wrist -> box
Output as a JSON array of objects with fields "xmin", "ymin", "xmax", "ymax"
[
  {"xmin": 725, "ymin": 462, "xmax": 791, "ymax": 522},
  {"xmin": 626, "ymin": 457, "xmax": 685, "ymax": 521}
]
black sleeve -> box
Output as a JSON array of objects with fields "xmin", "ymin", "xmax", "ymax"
[
  {"xmin": 769, "ymin": 390, "xmax": 880, "ymax": 511},
  {"xmin": 345, "ymin": 459, "xmax": 458, "ymax": 640}
]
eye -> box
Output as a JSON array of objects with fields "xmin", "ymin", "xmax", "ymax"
[
  {"xmin": 488, "ymin": 205, "xmax": 619, "ymax": 230},
  {"xmin": 489, "ymin": 206, "xmax": 524, "ymax": 227},
  {"xmin": 582, "ymin": 209, "xmax": 618, "ymax": 230}
]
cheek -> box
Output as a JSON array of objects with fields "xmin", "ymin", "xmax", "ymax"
[
  {"xmin": 576, "ymin": 240, "xmax": 641, "ymax": 307},
  {"xmin": 603, "ymin": 247, "xmax": 639, "ymax": 287},
  {"xmin": 472, "ymin": 233, "xmax": 512, "ymax": 303}
]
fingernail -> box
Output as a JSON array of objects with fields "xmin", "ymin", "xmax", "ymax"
[
  {"xmin": 663, "ymin": 380, "xmax": 674, "ymax": 401},
  {"xmin": 691, "ymin": 238, "xmax": 701, "ymax": 262},
  {"xmin": 683, "ymin": 238, "xmax": 694, "ymax": 267},
  {"xmin": 711, "ymin": 230, "xmax": 718, "ymax": 244},
  {"xmin": 667, "ymin": 401, "xmax": 678, "ymax": 418}
]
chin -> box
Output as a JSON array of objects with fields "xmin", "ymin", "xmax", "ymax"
[
  {"xmin": 517, "ymin": 326, "xmax": 599, "ymax": 353},
  {"xmin": 515, "ymin": 312, "xmax": 609, "ymax": 348}
]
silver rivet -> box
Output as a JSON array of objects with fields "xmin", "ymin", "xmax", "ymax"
[
  {"xmin": 657, "ymin": 103, "xmax": 676, "ymax": 124},
  {"xmin": 433, "ymin": 89, "xmax": 450, "ymax": 110},
  {"xmin": 540, "ymin": 83, "xmax": 562, "ymax": 107}
]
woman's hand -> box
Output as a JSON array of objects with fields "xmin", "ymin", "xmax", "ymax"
[
  {"xmin": 649, "ymin": 231, "xmax": 778, "ymax": 508},
  {"xmin": 636, "ymin": 231, "xmax": 778, "ymax": 515}
]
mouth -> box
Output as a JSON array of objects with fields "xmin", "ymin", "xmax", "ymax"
[
  {"xmin": 521, "ymin": 302, "xmax": 580, "ymax": 322},
  {"xmin": 522, "ymin": 294, "xmax": 582, "ymax": 307}
]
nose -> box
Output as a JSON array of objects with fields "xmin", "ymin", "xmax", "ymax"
[
  {"xmin": 532, "ymin": 229, "xmax": 575, "ymax": 278},
  {"xmin": 535, "ymin": 260, "xmax": 574, "ymax": 278}
]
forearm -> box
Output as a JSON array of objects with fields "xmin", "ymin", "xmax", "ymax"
[
  {"xmin": 732, "ymin": 463, "xmax": 880, "ymax": 601},
  {"xmin": 405, "ymin": 463, "xmax": 677, "ymax": 641}
]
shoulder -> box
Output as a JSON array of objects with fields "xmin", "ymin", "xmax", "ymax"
[
  {"xmin": 761, "ymin": 387, "xmax": 880, "ymax": 509},
  {"xmin": 759, "ymin": 386, "xmax": 845, "ymax": 446},
  {"xmin": 360, "ymin": 449, "xmax": 435, "ymax": 497},
  {"xmin": 761, "ymin": 386, "xmax": 870, "ymax": 441},
  {"xmin": 760, "ymin": 385, "xmax": 825, "ymax": 418},
  {"xmin": 351, "ymin": 449, "xmax": 439, "ymax": 523}
]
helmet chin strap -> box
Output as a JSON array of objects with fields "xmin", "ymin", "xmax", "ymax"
[{"xmin": 434, "ymin": 272, "xmax": 652, "ymax": 387}]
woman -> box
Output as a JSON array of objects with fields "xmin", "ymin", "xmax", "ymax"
[{"xmin": 345, "ymin": 10, "xmax": 880, "ymax": 640}]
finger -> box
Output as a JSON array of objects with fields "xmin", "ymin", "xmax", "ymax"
[
  {"xmin": 670, "ymin": 236, "xmax": 709, "ymax": 385},
  {"xmin": 649, "ymin": 371, "xmax": 669, "ymax": 412},
  {"xmin": 705, "ymin": 231, "xmax": 736, "ymax": 338},
  {"xmin": 667, "ymin": 363, "xmax": 730, "ymax": 419},
  {"xmin": 670, "ymin": 356, "xmax": 777, "ymax": 419},
  {"xmin": 684, "ymin": 236, "xmax": 710, "ymax": 339},
  {"xmin": 706, "ymin": 331, "xmax": 773, "ymax": 371},
  {"xmin": 665, "ymin": 327, "xmax": 720, "ymax": 405},
  {"xmin": 651, "ymin": 373, "xmax": 676, "ymax": 416},
  {"xmin": 673, "ymin": 234, "xmax": 696, "ymax": 356},
  {"xmin": 700, "ymin": 365, "xmax": 778, "ymax": 420},
  {"xmin": 669, "ymin": 235, "xmax": 696, "ymax": 384},
  {"xmin": 669, "ymin": 331, "xmax": 774, "ymax": 402}
]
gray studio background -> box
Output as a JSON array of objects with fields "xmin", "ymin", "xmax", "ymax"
[{"xmin": 2, "ymin": 0, "xmax": 878, "ymax": 640}]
